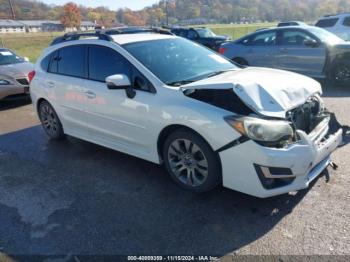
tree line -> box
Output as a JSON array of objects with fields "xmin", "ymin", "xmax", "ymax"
[{"xmin": 0, "ymin": 0, "xmax": 350, "ymax": 27}]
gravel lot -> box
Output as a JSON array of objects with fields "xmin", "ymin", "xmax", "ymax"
[{"xmin": 0, "ymin": 83, "xmax": 349, "ymax": 259}]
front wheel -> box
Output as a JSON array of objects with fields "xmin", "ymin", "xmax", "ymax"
[
  {"xmin": 38, "ymin": 101, "xmax": 65, "ymax": 140},
  {"xmin": 163, "ymin": 129, "xmax": 221, "ymax": 192},
  {"xmin": 332, "ymin": 60, "xmax": 350, "ymax": 86}
]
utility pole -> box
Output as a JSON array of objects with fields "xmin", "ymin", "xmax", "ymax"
[
  {"xmin": 165, "ymin": 0, "xmax": 169, "ymax": 26},
  {"xmin": 8, "ymin": 0, "xmax": 16, "ymax": 20}
]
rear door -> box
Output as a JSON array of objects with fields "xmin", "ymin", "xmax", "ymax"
[
  {"xmin": 276, "ymin": 29, "xmax": 326, "ymax": 77},
  {"xmin": 244, "ymin": 30, "xmax": 278, "ymax": 67},
  {"xmin": 45, "ymin": 45, "xmax": 91, "ymax": 135}
]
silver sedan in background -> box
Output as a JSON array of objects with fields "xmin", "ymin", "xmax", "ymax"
[
  {"xmin": 219, "ymin": 26, "xmax": 350, "ymax": 85},
  {"xmin": 0, "ymin": 48, "xmax": 33, "ymax": 100}
]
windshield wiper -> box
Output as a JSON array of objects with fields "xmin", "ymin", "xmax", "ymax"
[
  {"xmin": 166, "ymin": 80, "xmax": 195, "ymax": 87},
  {"xmin": 191, "ymin": 69, "xmax": 235, "ymax": 82},
  {"xmin": 166, "ymin": 69, "xmax": 234, "ymax": 87},
  {"xmin": 203, "ymin": 70, "xmax": 231, "ymax": 78}
]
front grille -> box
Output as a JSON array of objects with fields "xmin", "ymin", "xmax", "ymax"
[{"xmin": 16, "ymin": 78, "xmax": 29, "ymax": 86}]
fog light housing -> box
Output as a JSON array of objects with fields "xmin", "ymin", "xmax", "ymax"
[{"xmin": 254, "ymin": 164, "xmax": 295, "ymax": 189}]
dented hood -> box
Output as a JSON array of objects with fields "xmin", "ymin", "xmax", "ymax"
[{"xmin": 182, "ymin": 67, "xmax": 322, "ymax": 118}]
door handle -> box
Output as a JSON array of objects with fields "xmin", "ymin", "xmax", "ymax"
[
  {"xmin": 85, "ymin": 90, "xmax": 96, "ymax": 99},
  {"xmin": 47, "ymin": 81, "xmax": 55, "ymax": 88},
  {"xmin": 280, "ymin": 48, "xmax": 288, "ymax": 53}
]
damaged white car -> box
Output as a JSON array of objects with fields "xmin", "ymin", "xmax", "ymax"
[{"xmin": 30, "ymin": 32, "xmax": 344, "ymax": 198}]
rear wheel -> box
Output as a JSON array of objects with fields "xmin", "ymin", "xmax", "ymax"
[
  {"xmin": 163, "ymin": 129, "xmax": 221, "ymax": 192},
  {"xmin": 332, "ymin": 60, "xmax": 350, "ymax": 87},
  {"xmin": 38, "ymin": 101, "xmax": 65, "ymax": 140}
]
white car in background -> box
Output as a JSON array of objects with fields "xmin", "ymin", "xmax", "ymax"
[
  {"xmin": 29, "ymin": 31, "xmax": 343, "ymax": 198},
  {"xmin": 316, "ymin": 13, "xmax": 350, "ymax": 41},
  {"xmin": 0, "ymin": 48, "xmax": 33, "ymax": 100}
]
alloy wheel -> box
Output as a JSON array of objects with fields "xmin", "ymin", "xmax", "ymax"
[
  {"xmin": 167, "ymin": 139, "xmax": 209, "ymax": 187},
  {"xmin": 40, "ymin": 104, "xmax": 59, "ymax": 137},
  {"xmin": 335, "ymin": 65, "xmax": 350, "ymax": 82}
]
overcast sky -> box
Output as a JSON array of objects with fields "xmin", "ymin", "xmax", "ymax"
[{"xmin": 42, "ymin": 0, "xmax": 159, "ymax": 10}]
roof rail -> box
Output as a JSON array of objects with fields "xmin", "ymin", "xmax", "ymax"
[
  {"xmin": 102, "ymin": 26, "xmax": 173, "ymax": 36},
  {"xmin": 50, "ymin": 31, "xmax": 113, "ymax": 46},
  {"xmin": 324, "ymin": 12, "xmax": 350, "ymax": 17}
]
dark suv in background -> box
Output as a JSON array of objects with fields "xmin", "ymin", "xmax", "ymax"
[{"xmin": 171, "ymin": 27, "xmax": 230, "ymax": 51}]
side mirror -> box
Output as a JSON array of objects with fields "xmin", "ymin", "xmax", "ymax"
[
  {"xmin": 304, "ymin": 39, "xmax": 319, "ymax": 48},
  {"xmin": 23, "ymin": 57, "xmax": 30, "ymax": 62},
  {"xmin": 105, "ymin": 74, "xmax": 136, "ymax": 99}
]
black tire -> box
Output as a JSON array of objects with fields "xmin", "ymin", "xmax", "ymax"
[
  {"xmin": 232, "ymin": 57, "xmax": 249, "ymax": 66},
  {"xmin": 331, "ymin": 59, "xmax": 350, "ymax": 87},
  {"xmin": 38, "ymin": 101, "xmax": 65, "ymax": 140},
  {"xmin": 163, "ymin": 128, "xmax": 221, "ymax": 193}
]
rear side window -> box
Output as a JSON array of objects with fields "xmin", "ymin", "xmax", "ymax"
[
  {"xmin": 187, "ymin": 30, "xmax": 198, "ymax": 39},
  {"xmin": 40, "ymin": 54, "xmax": 51, "ymax": 71},
  {"xmin": 315, "ymin": 18, "xmax": 339, "ymax": 28},
  {"xmin": 88, "ymin": 45, "xmax": 131, "ymax": 82},
  {"xmin": 178, "ymin": 30, "xmax": 188, "ymax": 37},
  {"xmin": 57, "ymin": 45, "xmax": 85, "ymax": 78},
  {"xmin": 343, "ymin": 17, "xmax": 350, "ymax": 27},
  {"xmin": 251, "ymin": 31, "xmax": 276, "ymax": 46},
  {"xmin": 238, "ymin": 37, "xmax": 250, "ymax": 45},
  {"xmin": 48, "ymin": 51, "xmax": 58, "ymax": 73}
]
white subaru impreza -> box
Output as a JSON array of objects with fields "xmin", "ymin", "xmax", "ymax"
[{"xmin": 29, "ymin": 32, "xmax": 343, "ymax": 198}]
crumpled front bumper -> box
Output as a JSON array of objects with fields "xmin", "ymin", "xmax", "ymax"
[{"xmin": 219, "ymin": 115, "xmax": 343, "ymax": 198}]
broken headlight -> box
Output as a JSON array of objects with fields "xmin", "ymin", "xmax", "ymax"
[{"xmin": 225, "ymin": 116, "xmax": 295, "ymax": 145}]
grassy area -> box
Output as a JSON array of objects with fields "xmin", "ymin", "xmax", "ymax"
[
  {"xmin": 0, "ymin": 32, "xmax": 63, "ymax": 62},
  {"xmin": 207, "ymin": 23, "xmax": 276, "ymax": 39},
  {"xmin": 0, "ymin": 23, "xmax": 274, "ymax": 62}
]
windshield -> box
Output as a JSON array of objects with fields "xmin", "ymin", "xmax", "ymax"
[
  {"xmin": 123, "ymin": 38, "xmax": 236, "ymax": 86},
  {"xmin": 0, "ymin": 49, "xmax": 24, "ymax": 65},
  {"xmin": 308, "ymin": 27, "xmax": 344, "ymax": 45},
  {"xmin": 196, "ymin": 28, "xmax": 216, "ymax": 38}
]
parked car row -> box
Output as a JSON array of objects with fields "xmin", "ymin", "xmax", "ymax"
[
  {"xmin": 219, "ymin": 25, "xmax": 350, "ymax": 85},
  {"xmin": 315, "ymin": 13, "xmax": 350, "ymax": 41},
  {"xmin": 170, "ymin": 27, "xmax": 230, "ymax": 51},
  {"xmin": 27, "ymin": 28, "xmax": 344, "ymax": 198}
]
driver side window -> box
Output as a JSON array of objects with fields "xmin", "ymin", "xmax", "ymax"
[
  {"xmin": 88, "ymin": 45, "xmax": 154, "ymax": 93},
  {"xmin": 280, "ymin": 30, "xmax": 315, "ymax": 46}
]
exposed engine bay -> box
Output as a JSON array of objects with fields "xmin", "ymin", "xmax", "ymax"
[
  {"xmin": 286, "ymin": 94, "xmax": 328, "ymax": 134},
  {"xmin": 185, "ymin": 89, "xmax": 345, "ymax": 146}
]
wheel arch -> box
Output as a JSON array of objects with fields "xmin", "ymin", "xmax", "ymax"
[
  {"xmin": 326, "ymin": 51, "xmax": 350, "ymax": 78},
  {"xmin": 36, "ymin": 97, "xmax": 49, "ymax": 115},
  {"xmin": 157, "ymin": 124, "xmax": 219, "ymax": 163}
]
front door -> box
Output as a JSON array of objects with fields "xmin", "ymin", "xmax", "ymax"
[
  {"xmin": 276, "ymin": 29, "xmax": 326, "ymax": 77},
  {"xmin": 83, "ymin": 44, "xmax": 157, "ymax": 160}
]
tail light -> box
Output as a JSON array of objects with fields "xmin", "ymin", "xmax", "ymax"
[
  {"xmin": 218, "ymin": 47, "xmax": 227, "ymax": 54},
  {"xmin": 28, "ymin": 70, "xmax": 36, "ymax": 83}
]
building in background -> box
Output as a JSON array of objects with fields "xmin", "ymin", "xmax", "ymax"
[
  {"xmin": 0, "ymin": 20, "xmax": 25, "ymax": 33},
  {"xmin": 0, "ymin": 20, "xmax": 96, "ymax": 33}
]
